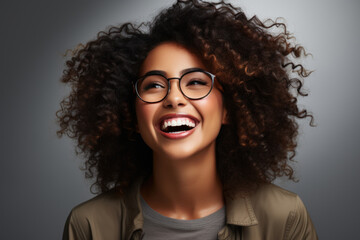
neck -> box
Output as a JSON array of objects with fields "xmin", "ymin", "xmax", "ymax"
[{"xmin": 141, "ymin": 142, "xmax": 224, "ymax": 220}]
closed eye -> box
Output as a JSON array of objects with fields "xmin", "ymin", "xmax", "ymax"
[
  {"xmin": 143, "ymin": 82, "xmax": 166, "ymax": 90},
  {"xmin": 186, "ymin": 79, "xmax": 208, "ymax": 86}
]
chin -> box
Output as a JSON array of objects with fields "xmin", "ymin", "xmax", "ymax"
[{"xmin": 154, "ymin": 141, "xmax": 216, "ymax": 161}]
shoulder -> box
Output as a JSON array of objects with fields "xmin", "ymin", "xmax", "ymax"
[
  {"xmin": 69, "ymin": 189, "xmax": 123, "ymax": 220},
  {"xmin": 249, "ymin": 183, "xmax": 300, "ymax": 217},
  {"xmin": 246, "ymin": 184, "xmax": 318, "ymax": 239},
  {"xmin": 63, "ymin": 190, "xmax": 124, "ymax": 240}
]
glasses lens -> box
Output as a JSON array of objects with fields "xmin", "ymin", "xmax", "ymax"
[
  {"xmin": 180, "ymin": 71, "xmax": 213, "ymax": 99},
  {"xmin": 137, "ymin": 75, "xmax": 168, "ymax": 102}
]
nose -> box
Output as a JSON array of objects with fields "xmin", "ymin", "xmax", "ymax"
[{"xmin": 162, "ymin": 79, "xmax": 187, "ymax": 108}]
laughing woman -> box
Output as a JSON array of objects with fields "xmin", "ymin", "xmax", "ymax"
[{"xmin": 57, "ymin": 0, "xmax": 318, "ymax": 239}]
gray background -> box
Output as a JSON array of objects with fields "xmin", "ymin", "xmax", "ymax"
[{"xmin": 1, "ymin": 0, "xmax": 359, "ymax": 239}]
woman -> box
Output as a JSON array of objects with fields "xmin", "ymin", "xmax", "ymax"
[{"xmin": 57, "ymin": 0, "xmax": 318, "ymax": 239}]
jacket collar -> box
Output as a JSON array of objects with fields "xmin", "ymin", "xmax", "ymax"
[
  {"xmin": 122, "ymin": 178, "xmax": 258, "ymax": 239},
  {"xmin": 225, "ymin": 192, "xmax": 258, "ymax": 226}
]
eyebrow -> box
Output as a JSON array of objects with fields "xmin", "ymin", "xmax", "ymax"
[{"xmin": 142, "ymin": 67, "xmax": 204, "ymax": 77}]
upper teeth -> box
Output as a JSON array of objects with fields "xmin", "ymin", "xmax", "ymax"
[{"xmin": 161, "ymin": 118, "xmax": 196, "ymax": 130}]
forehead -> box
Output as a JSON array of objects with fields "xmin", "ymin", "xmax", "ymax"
[{"xmin": 140, "ymin": 42, "xmax": 205, "ymax": 75}]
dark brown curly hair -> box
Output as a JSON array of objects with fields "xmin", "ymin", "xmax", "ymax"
[{"xmin": 57, "ymin": 0, "xmax": 314, "ymax": 197}]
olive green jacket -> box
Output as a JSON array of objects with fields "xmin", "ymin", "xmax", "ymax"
[{"xmin": 63, "ymin": 179, "xmax": 318, "ymax": 240}]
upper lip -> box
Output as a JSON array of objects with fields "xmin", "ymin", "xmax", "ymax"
[{"xmin": 157, "ymin": 113, "xmax": 200, "ymax": 128}]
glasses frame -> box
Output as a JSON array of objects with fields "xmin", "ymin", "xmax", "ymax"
[{"xmin": 134, "ymin": 69, "xmax": 215, "ymax": 103}]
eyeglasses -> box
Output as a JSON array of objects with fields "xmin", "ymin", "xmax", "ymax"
[{"xmin": 134, "ymin": 69, "xmax": 215, "ymax": 103}]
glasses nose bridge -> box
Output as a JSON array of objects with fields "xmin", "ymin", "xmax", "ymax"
[
  {"xmin": 166, "ymin": 77, "xmax": 184, "ymax": 97},
  {"xmin": 167, "ymin": 76, "xmax": 181, "ymax": 83},
  {"xmin": 166, "ymin": 76, "xmax": 182, "ymax": 90}
]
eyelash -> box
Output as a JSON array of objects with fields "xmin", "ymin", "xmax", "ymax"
[
  {"xmin": 186, "ymin": 79, "xmax": 207, "ymax": 86},
  {"xmin": 144, "ymin": 82, "xmax": 166, "ymax": 90}
]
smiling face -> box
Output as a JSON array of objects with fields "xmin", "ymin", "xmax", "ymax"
[{"xmin": 135, "ymin": 42, "xmax": 226, "ymax": 160}]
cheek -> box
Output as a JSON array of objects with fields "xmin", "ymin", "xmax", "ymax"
[
  {"xmin": 135, "ymin": 100, "xmax": 160, "ymax": 149},
  {"xmin": 196, "ymin": 90, "xmax": 225, "ymax": 130},
  {"xmin": 199, "ymin": 91, "xmax": 224, "ymax": 119}
]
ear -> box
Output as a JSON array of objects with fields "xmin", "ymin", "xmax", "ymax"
[{"xmin": 221, "ymin": 107, "xmax": 228, "ymax": 125}]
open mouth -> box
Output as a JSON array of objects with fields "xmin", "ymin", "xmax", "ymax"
[{"xmin": 160, "ymin": 118, "xmax": 197, "ymax": 134}]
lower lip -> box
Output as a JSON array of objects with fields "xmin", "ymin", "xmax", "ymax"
[{"xmin": 157, "ymin": 127, "xmax": 196, "ymax": 139}]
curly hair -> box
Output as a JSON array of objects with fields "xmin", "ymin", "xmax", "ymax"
[{"xmin": 57, "ymin": 0, "xmax": 314, "ymax": 197}]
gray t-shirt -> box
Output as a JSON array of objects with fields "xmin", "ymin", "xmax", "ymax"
[{"xmin": 140, "ymin": 195, "xmax": 226, "ymax": 240}]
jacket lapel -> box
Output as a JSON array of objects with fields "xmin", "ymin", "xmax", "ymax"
[{"xmin": 122, "ymin": 178, "xmax": 144, "ymax": 240}]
